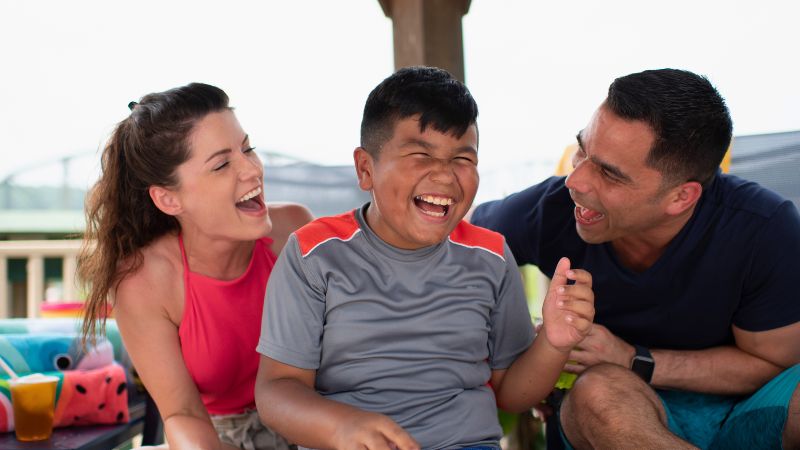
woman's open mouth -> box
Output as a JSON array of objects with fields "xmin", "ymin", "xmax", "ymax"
[{"xmin": 236, "ymin": 186, "xmax": 265, "ymax": 212}]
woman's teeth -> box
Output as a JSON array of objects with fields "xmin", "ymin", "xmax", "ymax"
[{"xmin": 237, "ymin": 186, "xmax": 262, "ymax": 203}]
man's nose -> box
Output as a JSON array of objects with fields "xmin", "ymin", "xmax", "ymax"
[{"xmin": 565, "ymin": 160, "xmax": 592, "ymax": 194}]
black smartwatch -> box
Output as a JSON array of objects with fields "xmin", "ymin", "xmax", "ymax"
[{"xmin": 631, "ymin": 345, "xmax": 654, "ymax": 383}]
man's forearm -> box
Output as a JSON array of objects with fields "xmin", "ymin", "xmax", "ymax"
[{"xmin": 650, "ymin": 345, "xmax": 783, "ymax": 395}]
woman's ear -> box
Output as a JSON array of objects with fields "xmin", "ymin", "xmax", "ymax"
[
  {"xmin": 148, "ymin": 186, "xmax": 183, "ymax": 216},
  {"xmin": 353, "ymin": 147, "xmax": 375, "ymax": 192},
  {"xmin": 665, "ymin": 181, "xmax": 702, "ymax": 216}
]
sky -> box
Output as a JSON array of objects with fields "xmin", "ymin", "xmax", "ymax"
[{"xmin": 1, "ymin": 0, "xmax": 798, "ymax": 203}]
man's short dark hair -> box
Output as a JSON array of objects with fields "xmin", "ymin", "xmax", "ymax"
[
  {"xmin": 360, "ymin": 66, "xmax": 478, "ymax": 157},
  {"xmin": 607, "ymin": 68, "xmax": 733, "ymax": 186}
]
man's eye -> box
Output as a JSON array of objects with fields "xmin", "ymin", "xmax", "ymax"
[
  {"xmin": 601, "ymin": 169, "xmax": 618, "ymax": 181},
  {"xmin": 244, "ymin": 146, "xmax": 256, "ymax": 153}
]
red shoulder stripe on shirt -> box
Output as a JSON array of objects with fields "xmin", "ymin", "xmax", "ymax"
[
  {"xmin": 295, "ymin": 209, "xmax": 361, "ymax": 257},
  {"xmin": 449, "ymin": 221, "xmax": 506, "ymax": 261}
]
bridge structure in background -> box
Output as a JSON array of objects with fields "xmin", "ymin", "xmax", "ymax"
[{"xmin": 0, "ymin": 149, "xmax": 368, "ymax": 318}]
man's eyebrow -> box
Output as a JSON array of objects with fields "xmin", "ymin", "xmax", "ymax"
[
  {"xmin": 242, "ymin": 134, "xmax": 249, "ymax": 145},
  {"xmin": 575, "ymin": 131, "xmax": 632, "ymax": 183}
]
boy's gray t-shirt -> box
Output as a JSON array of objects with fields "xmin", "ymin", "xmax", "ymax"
[{"xmin": 257, "ymin": 205, "xmax": 535, "ymax": 449}]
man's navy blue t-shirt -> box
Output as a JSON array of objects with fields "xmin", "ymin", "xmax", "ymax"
[{"xmin": 471, "ymin": 173, "xmax": 800, "ymax": 350}]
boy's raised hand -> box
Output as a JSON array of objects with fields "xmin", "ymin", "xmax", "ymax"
[{"xmin": 541, "ymin": 257, "xmax": 595, "ymax": 352}]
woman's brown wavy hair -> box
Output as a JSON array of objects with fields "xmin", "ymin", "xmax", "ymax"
[{"xmin": 79, "ymin": 83, "xmax": 230, "ymax": 344}]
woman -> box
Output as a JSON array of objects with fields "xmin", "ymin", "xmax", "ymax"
[{"xmin": 79, "ymin": 83, "xmax": 312, "ymax": 449}]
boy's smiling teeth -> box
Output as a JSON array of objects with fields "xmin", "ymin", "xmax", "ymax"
[
  {"xmin": 237, "ymin": 186, "xmax": 262, "ymax": 203},
  {"xmin": 415, "ymin": 195, "xmax": 454, "ymax": 206},
  {"xmin": 414, "ymin": 194, "xmax": 453, "ymax": 218}
]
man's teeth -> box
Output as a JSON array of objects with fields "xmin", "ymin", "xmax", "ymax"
[
  {"xmin": 416, "ymin": 195, "xmax": 454, "ymax": 206},
  {"xmin": 576, "ymin": 203, "xmax": 605, "ymax": 221},
  {"xmin": 237, "ymin": 186, "xmax": 262, "ymax": 203}
]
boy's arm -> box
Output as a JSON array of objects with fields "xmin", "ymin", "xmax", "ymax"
[
  {"xmin": 491, "ymin": 257, "xmax": 594, "ymax": 412},
  {"xmin": 255, "ymin": 356, "xmax": 419, "ymax": 450}
]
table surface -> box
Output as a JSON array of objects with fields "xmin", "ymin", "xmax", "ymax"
[{"xmin": 0, "ymin": 394, "xmax": 146, "ymax": 450}]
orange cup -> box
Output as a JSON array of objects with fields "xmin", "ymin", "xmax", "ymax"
[{"xmin": 9, "ymin": 374, "xmax": 59, "ymax": 441}]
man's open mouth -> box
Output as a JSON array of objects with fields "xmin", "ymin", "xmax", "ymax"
[{"xmin": 575, "ymin": 203, "xmax": 605, "ymax": 224}]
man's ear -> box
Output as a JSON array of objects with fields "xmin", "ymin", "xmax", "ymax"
[
  {"xmin": 665, "ymin": 181, "xmax": 702, "ymax": 216},
  {"xmin": 353, "ymin": 147, "xmax": 375, "ymax": 192},
  {"xmin": 148, "ymin": 185, "xmax": 183, "ymax": 216}
]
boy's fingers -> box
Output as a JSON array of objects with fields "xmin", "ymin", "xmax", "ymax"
[
  {"xmin": 566, "ymin": 268, "xmax": 592, "ymax": 287},
  {"xmin": 550, "ymin": 257, "xmax": 571, "ymax": 291},
  {"xmin": 557, "ymin": 298, "xmax": 595, "ymax": 318},
  {"xmin": 381, "ymin": 424, "xmax": 419, "ymax": 450},
  {"xmin": 559, "ymin": 285, "xmax": 594, "ymax": 303},
  {"xmin": 565, "ymin": 316, "xmax": 593, "ymax": 334}
]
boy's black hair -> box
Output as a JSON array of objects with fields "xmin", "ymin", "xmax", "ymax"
[
  {"xmin": 607, "ymin": 68, "xmax": 733, "ymax": 186},
  {"xmin": 360, "ymin": 66, "xmax": 478, "ymax": 157}
]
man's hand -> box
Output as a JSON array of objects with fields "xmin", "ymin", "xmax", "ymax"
[
  {"xmin": 541, "ymin": 257, "xmax": 595, "ymax": 352},
  {"xmin": 564, "ymin": 324, "xmax": 635, "ymax": 374},
  {"xmin": 332, "ymin": 410, "xmax": 420, "ymax": 450}
]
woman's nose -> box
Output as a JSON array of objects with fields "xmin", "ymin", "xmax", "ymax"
[{"xmin": 237, "ymin": 154, "xmax": 262, "ymax": 181}]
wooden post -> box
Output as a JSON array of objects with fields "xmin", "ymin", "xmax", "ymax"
[
  {"xmin": 26, "ymin": 255, "xmax": 44, "ymax": 318},
  {"xmin": 377, "ymin": 0, "xmax": 471, "ymax": 82},
  {"xmin": 0, "ymin": 257, "xmax": 7, "ymax": 319},
  {"xmin": 63, "ymin": 255, "xmax": 78, "ymax": 301}
]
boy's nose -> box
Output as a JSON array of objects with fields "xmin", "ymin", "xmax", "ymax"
[{"xmin": 429, "ymin": 159, "xmax": 456, "ymax": 184}]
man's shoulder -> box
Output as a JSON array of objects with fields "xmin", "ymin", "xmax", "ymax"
[
  {"xmin": 713, "ymin": 173, "xmax": 794, "ymax": 220},
  {"xmin": 294, "ymin": 210, "xmax": 361, "ymax": 257}
]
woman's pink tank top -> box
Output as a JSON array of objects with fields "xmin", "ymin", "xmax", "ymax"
[{"xmin": 177, "ymin": 236, "xmax": 276, "ymax": 415}]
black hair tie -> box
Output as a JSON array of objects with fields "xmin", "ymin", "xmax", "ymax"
[{"xmin": 128, "ymin": 101, "xmax": 138, "ymax": 111}]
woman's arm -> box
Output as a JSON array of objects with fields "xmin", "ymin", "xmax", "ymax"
[
  {"xmin": 114, "ymin": 253, "xmax": 224, "ymax": 450},
  {"xmin": 255, "ymin": 356, "xmax": 419, "ymax": 450}
]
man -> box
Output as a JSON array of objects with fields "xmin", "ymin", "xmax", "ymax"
[{"xmin": 471, "ymin": 68, "xmax": 800, "ymax": 449}]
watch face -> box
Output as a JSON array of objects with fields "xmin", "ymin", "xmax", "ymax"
[
  {"xmin": 631, "ymin": 355, "xmax": 655, "ymax": 383},
  {"xmin": 631, "ymin": 346, "xmax": 654, "ymax": 383}
]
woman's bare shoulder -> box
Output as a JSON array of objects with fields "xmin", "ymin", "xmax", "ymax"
[
  {"xmin": 115, "ymin": 234, "xmax": 184, "ymax": 320},
  {"xmin": 267, "ymin": 202, "xmax": 314, "ymax": 255}
]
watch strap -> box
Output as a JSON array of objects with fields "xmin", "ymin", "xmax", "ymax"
[{"xmin": 630, "ymin": 345, "xmax": 654, "ymax": 383}]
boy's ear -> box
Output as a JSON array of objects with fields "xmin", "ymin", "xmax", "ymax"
[
  {"xmin": 665, "ymin": 181, "xmax": 702, "ymax": 216},
  {"xmin": 353, "ymin": 147, "xmax": 375, "ymax": 192},
  {"xmin": 148, "ymin": 185, "xmax": 183, "ymax": 216}
]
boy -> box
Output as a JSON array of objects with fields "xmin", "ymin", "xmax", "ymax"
[{"xmin": 255, "ymin": 66, "xmax": 594, "ymax": 449}]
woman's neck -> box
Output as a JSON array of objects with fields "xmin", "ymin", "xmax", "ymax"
[{"xmin": 180, "ymin": 229, "xmax": 256, "ymax": 280}]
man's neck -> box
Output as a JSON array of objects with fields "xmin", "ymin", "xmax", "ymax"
[{"xmin": 611, "ymin": 208, "xmax": 695, "ymax": 273}]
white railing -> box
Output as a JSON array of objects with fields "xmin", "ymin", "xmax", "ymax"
[{"xmin": 0, "ymin": 240, "xmax": 82, "ymax": 318}]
